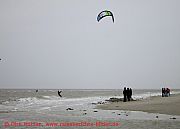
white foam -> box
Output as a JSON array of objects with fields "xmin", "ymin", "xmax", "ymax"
[
  {"xmin": 18, "ymin": 97, "xmax": 38, "ymax": 102},
  {"xmin": 39, "ymin": 107, "xmax": 51, "ymax": 111},
  {"xmin": 2, "ymin": 101, "xmax": 9, "ymax": 104},
  {"xmin": 11, "ymin": 108, "xmax": 18, "ymax": 112},
  {"xmin": 133, "ymin": 92, "xmax": 161, "ymax": 100},
  {"xmin": 43, "ymin": 96, "xmax": 51, "ymax": 99}
]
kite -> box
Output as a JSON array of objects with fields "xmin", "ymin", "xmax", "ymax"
[{"xmin": 97, "ymin": 10, "xmax": 114, "ymax": 23}]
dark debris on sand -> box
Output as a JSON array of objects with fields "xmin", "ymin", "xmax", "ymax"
[
  {"xmin": 92, "ymin": 101, "xmax": 106, "ymax": 105},
  {"xmin": 170, "ymin": 117, "xmax": 176, "ymax": 119},
  {"xmin": 105, "ymin": 97, "xmax": 136, "ymax": 102},
  {"xmin": 66, "ymin": 108, "xmax": 74, "ymax": 111}
]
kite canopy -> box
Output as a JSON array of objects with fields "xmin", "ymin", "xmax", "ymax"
[{"xmin": 97, "ymin": 10, "xmax": 114, "ymax": 23}]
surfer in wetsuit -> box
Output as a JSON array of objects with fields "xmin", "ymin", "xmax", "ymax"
[{"xmin": 58, "ymin": 90, "xmax": 62, "ymax": 97}]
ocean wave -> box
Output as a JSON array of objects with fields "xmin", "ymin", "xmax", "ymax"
[
  {"xmin": 1, "ymin": 101, "xmax": 9, "ymax": 104},
  {"xmin": 132, "ymin": 90, "xmax": 180, "ymax": 100},
  {"xmin": 132, "ymin": 92, "xmax": 161, "ymax": 100},
  {"xmin": 42, "ymin": 96, "xmax": 51, "ymax": 99},
  {"xmin": 18, "ymin": 97, "xmax": 38, "ymax": 103}
]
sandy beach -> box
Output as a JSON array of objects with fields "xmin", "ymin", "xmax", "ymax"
[
  {"xmin": 1, "ymin": 89, "xmax": 180, "ymax": 129},
  {"xmin": 97, "ymin": 94, "xmax": 180, "ymax": 116}
]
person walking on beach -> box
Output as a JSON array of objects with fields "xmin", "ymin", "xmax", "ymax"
[
  {"xmin": 167, "ymin": 88, "xmax": 170, "ymax": 97},
  {"xmin": 162, "ymin": 88, "xmax": 164, "ymax": 97},
  {"xmin": 123, "ymin": 87, "xmax": 127, "ymax": 102},
  {"xmin": 127, "ymin": 88, "xmax": 130, "ymax": 101},
  {"xmin": 129, "ymin": 88, "xmax": 132, "ymax": 100}
]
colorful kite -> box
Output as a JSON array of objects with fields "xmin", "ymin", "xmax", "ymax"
[{"xmin": 97, "ymin": 10, "xmax": 114, "ymax": 23}]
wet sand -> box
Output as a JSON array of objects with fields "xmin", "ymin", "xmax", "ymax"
[{"xmin": 97, "ymin": 94, "xmax": 180, "ymax": 116}]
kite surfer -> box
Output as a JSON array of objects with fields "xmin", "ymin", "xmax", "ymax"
[{"xmin": 58, "ymin": 90, "xmax": 62, "ymax": 97}]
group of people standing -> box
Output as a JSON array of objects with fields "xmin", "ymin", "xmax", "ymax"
[
  {"xmin": 162, "ymin": 88, "xmax": 170, "ymax": 97},
  {"xmin": 123, "ymin": 87, "xmax": 132, "ymax": 102}
]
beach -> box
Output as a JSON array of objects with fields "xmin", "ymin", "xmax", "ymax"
[
  {"xmin": 1, "ymin": 89, "xmax": 180, "ymax": 129},
  {"xmin": 97, "ymin": 93, "xmax": 180, "ymax": 116}
]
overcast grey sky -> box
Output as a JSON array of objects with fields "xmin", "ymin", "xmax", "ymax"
[{"xmin": 0, "ymin": 0, "xmax": 180, "ymax": 89}]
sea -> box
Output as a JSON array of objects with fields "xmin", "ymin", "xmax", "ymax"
[{"xmin": 0, "ymin": 89, "xmax": 180, "ymax": 129}]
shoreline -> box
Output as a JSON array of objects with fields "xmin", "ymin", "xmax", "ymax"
[{"xmin": 96, "ymin": 93, "xmax": 180, "ymax": 116}]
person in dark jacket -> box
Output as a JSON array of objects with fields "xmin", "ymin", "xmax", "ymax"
[
  {"xmin": 166, "ymin": 88, "xmax": 170, "ymax": 97},
  {"xmin": 127, "ymin": 88, "xmax": 130, "ymax": 101},
  {"xmin": 129, "ymin": 88, "xmax": 132, "ymax": 100},
  {"xmin": 162, "ymin": 88, "xmax": 164, "ymax": 97},
  {"xmin": 123, "ymin": 87, "xmax": 127, "ymax": 102}
]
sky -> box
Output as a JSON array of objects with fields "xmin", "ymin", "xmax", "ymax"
[{"xmin": 0, "ymin": 0, "xmax": 180, "ymax": 89}]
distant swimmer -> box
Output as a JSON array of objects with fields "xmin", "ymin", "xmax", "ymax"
[
  {"xmin": 58, "ymin": 90, "xmax": 62, "ymax": 97},
  {"xmin": 36, "ymin": 89, "xmax": 38, "ymax": 92}
]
